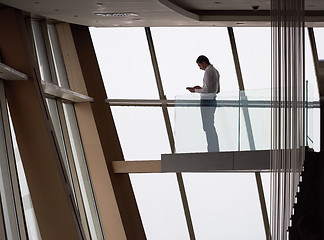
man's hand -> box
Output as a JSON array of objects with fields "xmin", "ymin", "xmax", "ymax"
[
  {"xmin": 186, "ymin": 87, "xmax": 195, "ymax": 93},
  {"xmin": 186, "ymin": 86, "xmax": 202, "ymax": 93}
]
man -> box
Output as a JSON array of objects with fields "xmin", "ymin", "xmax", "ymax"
[{"xmin": 186, "ymin": 55, "xmax": 220, "ymax": 152}]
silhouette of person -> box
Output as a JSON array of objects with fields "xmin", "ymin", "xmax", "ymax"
[{"xmin": 187, "ymin": 55, "xmax": 220, "ymax": 152}]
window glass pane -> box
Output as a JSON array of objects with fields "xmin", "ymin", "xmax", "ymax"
[
  {"xmin": 130, "ymin": 173, "xmax": 189, "ymax": 240},
  {"xmin": 12, "ymin": 134, "xmax": 41, "ymax": 240},
  {"xmin": 45, "ymin": 99, "xmax": 75, "ymax": 193},
  {"xmin": 314, "ymin": 28, "xmax": 324, "ymax": 60},
  {"xmin": 90, "ymin": 27, "xmax": 159, "ymax": 99},
  {"xmin": 239, "ymin": 89, "xmax": 271, "ymax": 151},
  {"xmin": 306, "ymin": 29, "xmax": 320, "ymax": 152},
  {"xmin": 306, "ymin": 29, "xmax": 319, "ymax": 101},
  {"xmin": 31, "ymin": 20, "xmax": 52, "ymax": 82},
  {"xmin": 47, "ymin": 24, "xmax": 70, "ymax": 88},
  {"xmin": 8, "ymin": 107, "xmax": 41, "ymax": 239},
  {"xmin": 111, "ymin": 107, "xmax": 171, "ymax": 160},
  {"xmin": 234, "ymin": 27, "xmax": 271, "ymax": 90},
  {"xmin": 63, "ymin": 103, "xmax": 103, "ymax": 239},
  {"xmin": 0, "ymin": 106, "xmax": 20, "ymax": 239},
  {"xmin": 151, "ymin": 27, "xmax": 238, "ymax": 99},
  {"xmin": 183, "ymin": 173, "xmax": 266, "ymax": 239}
]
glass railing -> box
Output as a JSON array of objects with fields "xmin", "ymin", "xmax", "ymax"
[
  {"xmin": 174, "ymin": 87, "xmax": 317, "ymax": 153},
  {"xmin": 305, "ymin": 81, "xmax": 318, "ymax": 150}
]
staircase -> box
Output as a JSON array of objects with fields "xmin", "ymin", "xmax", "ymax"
[{"xmin": 288, "ymin": 149, "xmax": 320, "ymax": 239}]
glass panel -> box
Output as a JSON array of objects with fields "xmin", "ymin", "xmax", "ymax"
[
  {"xmin": 239, "ymin": 89, "xmax": 271, "ymax": 151},
  {"xmin": 308, "ymin": 108, "xmax": 320, "ymax": 152},
  {"xmin": 234, "ymin": 27, "xmax": 271, "ymax": 90},
  {"xmin": 174, "ymin": 91, "xmax": 239, "ymax": 153},
  {"xmin": 47, "ymin": 24, "xmax": 70, "ymax": 88},
  {"xmin": 63, "ymin": 103, "xmax": 103, "ymax": 239},
  {"xmin": 130, "ymin": 173, "xmax": 189, "ymax": 240},
  {"xmin": 90, "ymin": 27, "xmax": 159, "ymax": 99},
  {"xmin": 150, "ymin": 27, "xmax": 238, "ymax": 99},
  {"xmin": 306, "ymin": 81, "xmax": 313, "ymax": 149},
  {"xmin": 31, "ymin": 20, "xmax": 52, "ymax": 82},
  {"xmin": 183, "ymin": 173, "xmax": 266, "ymax": 239},
  {"xmin": 111, "ymin": 107, "xmax": 171, "ymax": 160},
  {"xmin": 305, "ymin": 81, "xmax": 320, "ymax": 151}
]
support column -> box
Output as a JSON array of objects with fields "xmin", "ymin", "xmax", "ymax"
[
  {"xmin": 56, "ymin": 23, "xmax": 146, "ymax": 239},
  {"xmin": 0, "ymin": 8, "xmax": 84, "ymax": 239}
]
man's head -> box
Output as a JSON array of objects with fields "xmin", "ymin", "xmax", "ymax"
[{"xmin": 196, "ymin": 55, "xmax": 210, "ymax": 70}]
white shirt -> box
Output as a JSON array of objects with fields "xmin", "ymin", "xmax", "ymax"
[{"xmin": 195, "ymin": 64, "xmax": 220, "ymax": 95}]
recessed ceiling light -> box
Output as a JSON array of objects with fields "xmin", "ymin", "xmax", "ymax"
[{"xmin": 95, "ymin": 12, "xmax": 139, "ymax": 17}]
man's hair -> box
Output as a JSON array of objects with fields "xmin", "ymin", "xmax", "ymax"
[{"xmin": 196, "ymin": 55, "xmax": 210, "ymax": 64}]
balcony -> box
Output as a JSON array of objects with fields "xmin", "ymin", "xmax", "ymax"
[{"xmin": 161, "ymin": 88, "xmax": 318, "ymax": 173}]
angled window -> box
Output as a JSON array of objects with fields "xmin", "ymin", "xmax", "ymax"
[
  {"xmin": 0, "ymin": 81, "xmax": 30, "ymax": 239},
  {"xmin": 307, "ymin": 28, "xmax": 321, "ymax": 151},
  {"xmin": 31, "ymin": 19, "xmax": 103, "ymax": 239},
  {"xmin": 90, "ymin": 27, "xmax": 159, "ymax": 99},
  {"xmin": 91, "ymin": 26, "xmax": 272, "ymax": 239},
  {"xmin": 111, "ymin": 106, "xmax": 171, "ymax": 160},
  {"xmin": 234, "ymin": 27, "xmax": 271, "ymax": 90},
  {"xmin": 151, "ymin": 27, "xmax": 238, "ymax": 99},
  {"xmin": 8, "ymin": 104, "xmax": 41, "ymax": 240},
  {"xmin": 183, "ymin": 173, "xmax": 268, "ymax": 239},
  {"xmin": 130, "ymin": 173, "xmax": 190, "ymax": 239},
  {"xmin": 314, "ymin": 28, "xmax": 324, "ymax": 60},
  {"xmin": 31, "ymin": 21, "xmax": 53, "ymax": 83}
]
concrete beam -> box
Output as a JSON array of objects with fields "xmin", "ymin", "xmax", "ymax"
[{"xmin": 162, "ymin": 150, "xmax": 270, "ymax": 172}]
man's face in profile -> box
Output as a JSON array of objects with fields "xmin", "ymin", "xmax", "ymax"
[{"xmin": 197, "ymin": 62, "xmax": 207, "ymax": 70}]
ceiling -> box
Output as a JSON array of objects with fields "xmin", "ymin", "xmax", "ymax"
[{"xmin": 0, "ymin": 0, "xmax": 324, "ymax": 27}]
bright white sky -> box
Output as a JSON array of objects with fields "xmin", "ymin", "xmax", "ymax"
[{"xmin": 90, "ymin": 27, "xmax": 320, "ymax": 240}]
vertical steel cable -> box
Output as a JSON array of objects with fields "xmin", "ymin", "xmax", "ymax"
[{"xmin": 271, "ymin": 0, "xmax": 305, "ymax": 239}]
